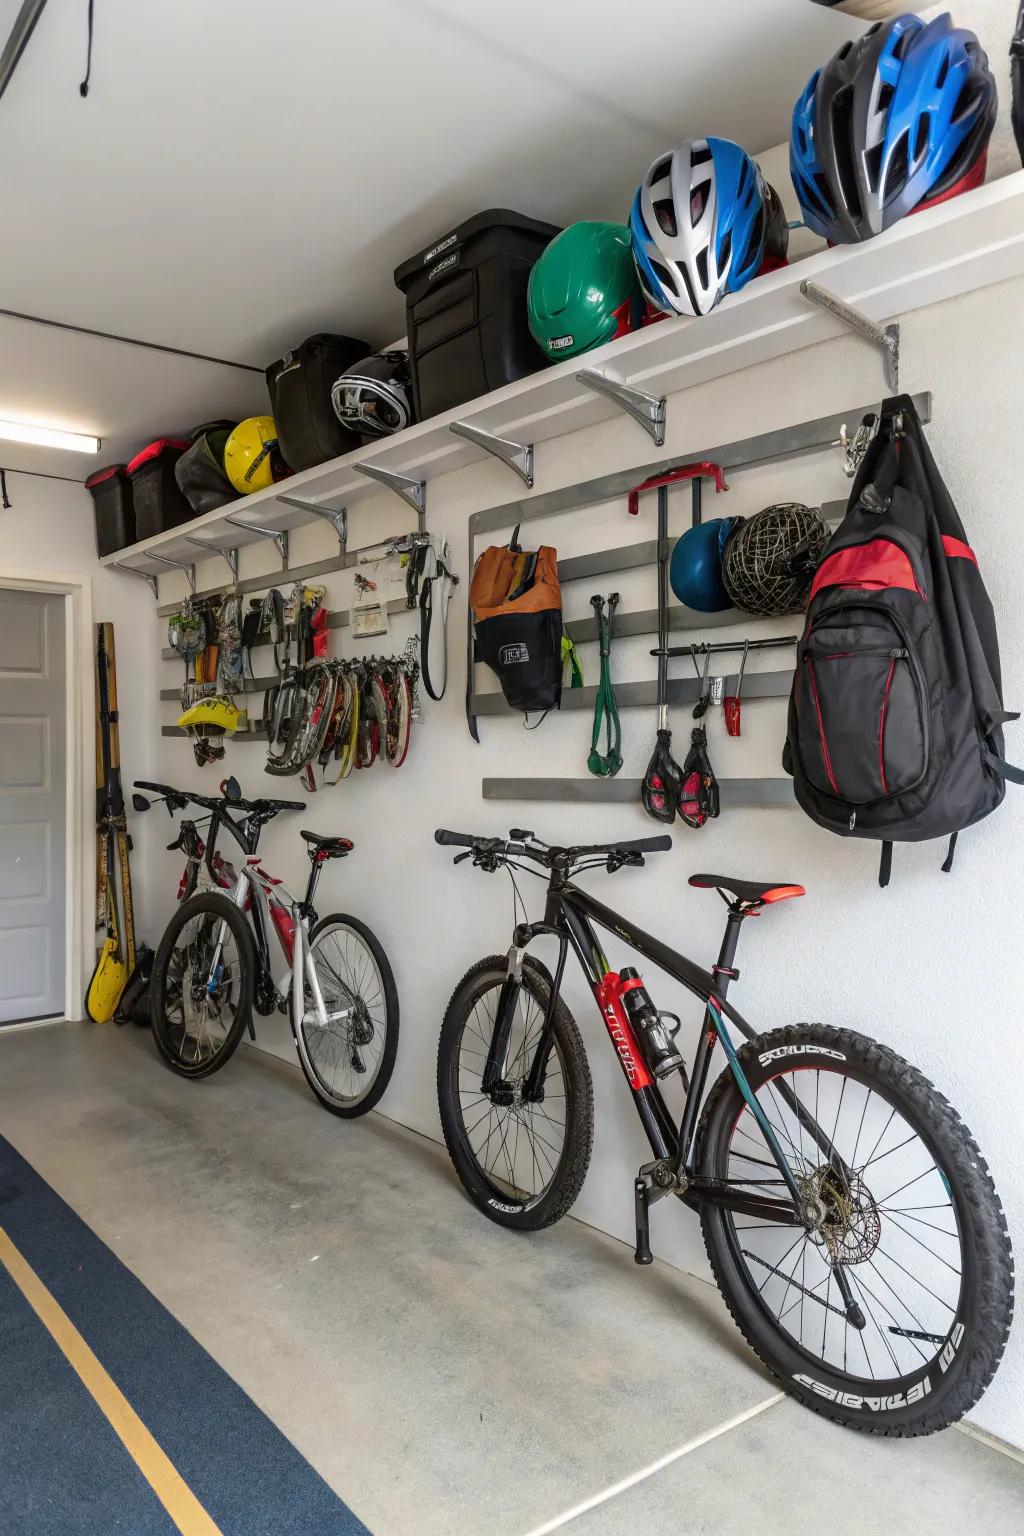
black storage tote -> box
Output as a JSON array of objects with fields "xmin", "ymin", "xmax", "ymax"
[
  {"xmin": 127, "ymin": 439, "xmax": 192, "ymax": 540},
  {"xmin": 394, "ymin": 209, "xmax": 560, "ymax": 421},
  {"xmin": 265, "ymin": 333, "xmax": 370, "ymax": 471},
  {"xmin": 85, "ymin": 465, "xmax": 136, "ymax": 557}
]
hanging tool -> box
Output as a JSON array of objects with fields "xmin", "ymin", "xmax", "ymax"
[
  {"xmin": 691, "ymin": 644, "xmax": 714, "ymax": 719},
  {"xmin": 85, "ymin": 624, "xmax": 138, "ymax": 1022},
  {"xmin": 630, "ymin": 464, "xmax": 727, "ymax": 825},
  {"xmin": 587, "ymin": 593, "xmax": 622, "ymax": 778},
  {"xmin": 724, "ymin": 641, "xmax": 749, "ymax": 737}
]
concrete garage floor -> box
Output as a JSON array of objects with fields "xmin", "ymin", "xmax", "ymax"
[{"xmin": 1, "ymin": 1023, "xmax": 1022, "ymax": 1536}]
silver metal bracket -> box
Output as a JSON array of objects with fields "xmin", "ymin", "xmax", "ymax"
[
  {"xmin": 224, "ymin": 515, "xmax": 290, "ymax": 568},
  {"xmin": 148, "ymin": 554, "xmax": 196, "ymax": 595},
  {"xmin": 575, "ymin": 369, "xmax": 666, "ymax": 446},
  {"xmin": 358, "ymin": 462, "xmax": 426, "ymax": 526},
  {"xmin": 112, "ymin": 562, "xmax": 159, "ymax": 598},
  {"xmin": 449, "ymin": 421, "xmax": 534, "ymax": 488},
  {"xmin": 187, "ymin": 538, "xmax": 239, "ymax": 585},
  {"xmin": 275, "ymin": 495, "xmax": 349, "ymax": 551},
  {"xmin": 800, "ymin": 279, "xmax": 899, "ymax": 393}
]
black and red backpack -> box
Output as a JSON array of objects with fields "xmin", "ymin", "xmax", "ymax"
[{"xmin": 784, "ymin": 394, "xmax": 1022, "ymax": 884}]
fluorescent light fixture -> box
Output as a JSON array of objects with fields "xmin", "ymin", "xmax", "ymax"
[{"xmin": 0, "ymin": 418, "xmax": 100, "ymax": 453}]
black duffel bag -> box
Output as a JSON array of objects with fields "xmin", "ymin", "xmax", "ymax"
[{"xmin": 265, "ymin": 333, "xmax": 370, "ymax": 471}]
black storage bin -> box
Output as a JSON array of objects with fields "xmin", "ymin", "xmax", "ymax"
[
  {"xmin": 265, "ymin": 333, "xmax": 370, "ymax": 471},
  {"xmin": 127, "ymin": 439, "xmax": 192, "ymax": 540},
  {"xmin": 394, "ymin": 209, "xmax": 560, "ymax": 421},
  {"xmin": 85, "ymin": 465, "xmax": 136, "ymax": 557}
]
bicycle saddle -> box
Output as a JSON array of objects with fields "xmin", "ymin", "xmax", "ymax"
[
  {"xmin": 300, "ymin": 831, "xmax": 354, "ymax": 856},
  {"xmin": 688, "ymin": 874, "xmax": 805, "ymax": 905}
]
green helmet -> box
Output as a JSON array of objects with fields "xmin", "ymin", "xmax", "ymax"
[{"xmin": 528, "ymin": 221, "xmax": 641, "ymax": 361}]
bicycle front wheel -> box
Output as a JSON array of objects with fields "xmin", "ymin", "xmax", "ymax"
[
  {"xmin": 291, "ymin": 914, "xmax": 399, "ymax": 1117},
  {"xmin": 437, "ymin": 956, "xmax": 594, "ymax": 1231},
  {"xmin": 150, "ymin": 892, "xmax": 255, "ymax": 1078},
  {"xmin": 697, "ymin": 1022, "xmax": 1013, "ymax": 1435}
]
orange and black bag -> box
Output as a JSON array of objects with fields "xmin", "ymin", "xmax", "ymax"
[{"xmin": 470, "ymin": 526, "xmax": 562, "ymax": 715}]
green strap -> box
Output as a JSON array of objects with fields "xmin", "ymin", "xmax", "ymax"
[
  {"xmin": 561, "ymin": 633, "xmax": 584, "ymax": 689},
  {"xmin": 587, "ymin": 597, "xmax": 622, "ymax": 777}
]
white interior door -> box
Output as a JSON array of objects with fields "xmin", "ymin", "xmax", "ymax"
[{"xmin": 0, "ymin": 590, "xmax": 67, "ymax": 1023}]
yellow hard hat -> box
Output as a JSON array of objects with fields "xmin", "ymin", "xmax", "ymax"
[
  {"xmin": 177, "ymin": 696, "xmax": 243, "ymax": 733},
  {"xmin": 223, "ymin": 415, "xmax": 284, "ymax": 495}
]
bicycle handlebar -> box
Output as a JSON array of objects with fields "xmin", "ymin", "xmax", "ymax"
[
  {"xmin": 434, "ymin": 828, "xmax": 672, "ymax": 864},
  {"xmin": 134, "ymin": 781, "xmax": 305, "ymax": 817}
]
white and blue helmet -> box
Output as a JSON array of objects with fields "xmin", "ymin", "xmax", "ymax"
[{"xmin": 629, "ymin": 137, "xmax": 782, "ymax": 317}]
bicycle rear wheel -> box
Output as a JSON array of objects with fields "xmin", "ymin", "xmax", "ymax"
[
  {"xmin": 697, "ymin": 1022, "xmax": 1013, "ymax": 1435},
  {"xmin": 291, "ymin": 914, "xmax": 399, "ymax": 1117},
  {"xmin": 437, "ymin": 956, "xmax": 594, "ymax": 1230},
  {"xmin": 150, "ymin": 893, "xmax": 255, "ymax": 1078}
]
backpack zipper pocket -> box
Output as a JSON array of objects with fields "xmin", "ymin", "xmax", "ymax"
[{"xmin": 796, "ymin": 613, "xmax": 929, "ymax": 806}]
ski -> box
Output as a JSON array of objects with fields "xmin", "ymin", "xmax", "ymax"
[{"xmin": 85, "ymin": 623, "xmax": 137, "ymax": 1022}]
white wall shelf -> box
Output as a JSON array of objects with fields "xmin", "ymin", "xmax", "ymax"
[{"xmin": 102, "ymin": 171, "xmax": 1024, "ymax": 580}]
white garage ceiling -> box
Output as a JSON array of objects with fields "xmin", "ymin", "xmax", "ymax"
[{"xmin": 0, "ymin": 0, "xmax": 857, "ymax": 482}]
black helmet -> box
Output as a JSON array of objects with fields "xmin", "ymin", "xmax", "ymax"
[
  {"xmin": 723, "ymin": 503, "xmax": 830, "ymax": 617},
  {"xmin": 331, "ymin": 352, "xmax": 413, "ymax": 441},
  {"xmin": 791, "ymin": 13, "xmax": 997, "ymax": 245}
]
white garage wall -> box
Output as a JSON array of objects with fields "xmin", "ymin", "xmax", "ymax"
[
  {"xmin": 0, "ymin": 473, "xmax": 163, "ymax": 1005},
  {"xmin": 144, "ymin": 274, "xmax": 1024, "ymax": 1444}
]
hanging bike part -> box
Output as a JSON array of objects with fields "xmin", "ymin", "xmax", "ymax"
[
  {"xmin": 588, "ymin": 593, "xmax": 622, "ymax": 778},
  {"xmin": 85, "ymin": 624, "xmax": 138, "ymax": 1022},
  {"xmin": 724, "ymin": 640, "xmax": 749, "ymax": 737},
  {"xmin": 414, "ymin": 535, "xmax": 458, "ymax": 701}
]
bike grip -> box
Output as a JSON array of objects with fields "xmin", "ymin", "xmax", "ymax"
[
  {"xmin": 627, "ymin": 835, "xmax": 674, "ymax": 853},
  {"xmin": 435, "ymin": 829, "xmax": 478, "ymax": 848}
]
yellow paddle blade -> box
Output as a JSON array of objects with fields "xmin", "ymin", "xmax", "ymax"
[{"xmin": 85, "ymin": 940, "xmax": 127, "ymax": 1023}]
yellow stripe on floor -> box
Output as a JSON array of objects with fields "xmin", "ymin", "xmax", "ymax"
[{"xmin": 0, "ymin": 1224, "xmax": 223, "ymax": 1536}]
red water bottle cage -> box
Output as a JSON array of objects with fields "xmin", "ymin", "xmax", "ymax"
[{"xmin": 627, "ymin": 461, "xmax": 729, "ymax": 516}]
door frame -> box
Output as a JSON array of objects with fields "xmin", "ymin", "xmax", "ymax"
[{"xmin": 0, "ymin": 571, "xmax": 92, "ymax": 1022}]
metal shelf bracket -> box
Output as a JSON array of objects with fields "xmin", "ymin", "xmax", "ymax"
[
  {"xmin": 275, "ymin": 495, "xmax": 349, "ymax": 551},
  {"xmin": 449, "ymin": 421, "xmax": 534, "ymax": 488},
  {"xmin": 358, "ymin": 462, "xmax": 426, "ymax": 527},
  {"xmin": 800, "ymin": 279, "xmax": 899, "ymax": 392},
  {"xmin": 224, "ymin": 515, "xmax": 290, "ymax": 569},
  {"xmin": 576, "ymin": 369, "xmax": 666, "ymax": 446},
  {"xmin": 187, "ymin": 538, "xmax": 239, "ymax": 585},
  {"xmin": 148, "ymin": 554, "xmax": 196, "ymax": 595},
  {"xmin": 112, "ymin": 562, "xmax": 159, "ymax": 598}
]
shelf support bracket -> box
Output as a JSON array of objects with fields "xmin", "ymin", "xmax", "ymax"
[
  {"xmin": 575, "ymin": 369, "xmax": 666, "ymax": 446},
  {"xmin": 275, "ymin": 495, "xmax": 348, "ymax": 552},
  {"xmin": 224, "ymin": 515, "xmax": 290, "ymax": 569},
  {"xmin": 112, "ymin": 562, "xmax": 159, "ymax": 598},
  {"xmin": 800, "ymin": 279, "xmax": 899, "ymax": 393},
  {"xmin": 187, "ymin": 538, "xmax": 239, "ymax": 585},
  {"xmin": 148, "ymin": 554, "xmax": 196, "ymax": 595},
  {"xmin": 357, "ymin": 463, "xmax": 426, "ymax": 529},
  {"xmin": 449, "ymin": 421, "xmax": 534, "ymax": 488}
]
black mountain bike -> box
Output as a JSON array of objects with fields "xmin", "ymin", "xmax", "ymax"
[{"xmin": 434, "ymin": 827, "xmax": 1013, "ymax": 1435}]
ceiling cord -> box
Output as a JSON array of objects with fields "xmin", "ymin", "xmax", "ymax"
[
  {"xmin": 1, "ymin": 470, "xmax": 11, "ymax": 510},
  {"xmin": 79, "ymin": 0, "xmax": 94, "ymax": 97}
]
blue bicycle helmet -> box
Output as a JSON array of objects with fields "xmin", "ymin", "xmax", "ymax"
[
  {"xmin": 791, "ymin": 12, "xmax": 997, "ymax": 245},
  {"xmin": 629, "ymin": 138, "xmax": 785, "ymax": 317},
  {"xmin": 670, "ymin": 517, "xmax": 741, "ymax": 612}
]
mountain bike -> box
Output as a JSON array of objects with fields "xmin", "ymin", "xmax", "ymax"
[
  {"xmin": 135, "ymin": 779, "xmax": 398, "ymax": 1116},
  {"xmin": 433, "ymin": 827, "xmax": 1013, "ymax": 1435}
]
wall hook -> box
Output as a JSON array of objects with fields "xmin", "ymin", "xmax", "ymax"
[
  {"xmin": 224, "ymin": 515, "xmax": 290, "ymax": 569},
  {"xmin": 800, "ymin": 279, "xmax": 899, "ymax": 392},
  {"xmin": 576, "ymin": 369, "xmax": 666, "ymax": 446},
  {"xmin": 186, "ymin": 538, "xmax": 239, "ymax": 585},
  {"xmin": 358, "ymin": 463, "xmax": 426, "ymax": 528},
  {"xmin": 112, "ymin": 561, "xmax": 159, "ymax": 598},
  {"xmin": 449, "ymin": 421, "xmax": 534, "ymax": 487},
  {"xmin": 275, "ymin": 495, "xmax": 348, "ymax": 552},
  {"xmin": 148, "ymin": 553, "xmax": 196, "ymax": 595}
]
